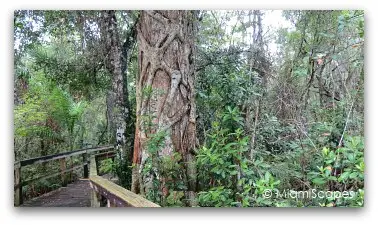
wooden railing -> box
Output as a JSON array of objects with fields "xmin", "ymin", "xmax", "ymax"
[
  {"xmin": 14, "ymin": 145, "xmax": 115, "ymax": 206},
  {"xmin": 89, "ymin": 155, "xmax": 160, "ymax": 207},
  {"xmin": 14, "ymin": 145, "xmax": 160, "ymax": 207}
]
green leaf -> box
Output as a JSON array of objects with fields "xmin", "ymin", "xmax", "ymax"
[
  {"xmin": 230, "ymin": 170, "xmax": 238, "ymax": 175},
  {"xmin": 312, "ymin": 178, "xmax": 326, "ymax": 185},
  {"xmin": 349, "ymin": 172, "xmax": 359, "ymax": 179},
  {"xmin": 338, "ymin": 172, "xmax": 350, "ymax": 182}
]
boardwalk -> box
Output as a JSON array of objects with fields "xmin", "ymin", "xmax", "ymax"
[
  {"xmin": 15, "ymin": 146, "xmax": 159, "ymax": 207},
  {"xmin": 21, "ymin": 179, "xmax": 92, "ymax": 207}
]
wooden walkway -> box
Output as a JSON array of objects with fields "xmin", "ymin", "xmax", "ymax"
[
  {"xmin": 21, "ymin": 179, "xmax": 92, "ymax": 207},
  {"xmin": 15, "ymin": 146, "xmax": 160, "ymax": 207}
]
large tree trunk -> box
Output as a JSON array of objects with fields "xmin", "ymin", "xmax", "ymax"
[
  {"xmin": 100, "ymin": 11, "xmax": 129, "ymax": 156},
  {"xmin": 131, "ymin": 10, "xmax": 197, "ymax": 206}
]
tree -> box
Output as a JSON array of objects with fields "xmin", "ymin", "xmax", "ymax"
[
  {"xmin": 131, "ymin": 10, "xmax": 197, "ymax": 206},
  {"xmin": 14, "ymin": 10, "xmax": 364, "ymax": 208},
  {"xmin": 244, "ymin": 10, "xmax": 271, "ymax": 158},
  {"xmin": 99, "ymin": 11, "xmax": 132, "ymax": 158}
]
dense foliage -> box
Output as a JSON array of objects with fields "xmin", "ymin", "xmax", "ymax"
[{"xmin": 14, "ymin": 10, "xmax": 364, "ymax": 207}]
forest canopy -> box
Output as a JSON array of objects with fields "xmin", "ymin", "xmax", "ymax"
[{"xmin": 14, "ymin": 10, "xmax": 364, "ymax": 207}]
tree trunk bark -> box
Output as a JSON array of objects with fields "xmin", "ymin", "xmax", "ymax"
[
  {"xmin": 121, "ymin": 19, "xmax": 138, "ymax": 161},
  {"xmin": 131, "ymin": 10, "xmax": 197, "ymax": 206},
  {"xmin": 100, "ymin": 11, "xmax": 129, "ymax": 156}
]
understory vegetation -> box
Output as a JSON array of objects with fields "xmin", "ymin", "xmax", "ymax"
[{"xmin": 14, "ymin": 10, "xmax": 364, "ymax": 207}]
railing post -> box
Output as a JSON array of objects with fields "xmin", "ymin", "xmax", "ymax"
[
  {"xmin": 83, "ymin": 152, "xmax": 88, "ymax": 178},
  {"xmin": 90, "ymin": 187, "xmax": 101, "ymax": 207},
  {"xmin": 89, "ymin": 154, "xmax": 100, "ymax": 207},
  {"xmin": 69, "ymin": 156, "xmax": 73, "ymax": 182},
  {"xmin": 60, "ymin": 158, "xmax": 67, "ymax": 187},
  {"xmin": 107, "ymin": 199, "xmax": 116, "ymax": 207},
  {"xmin": 14, "ymin": 162, "xmax": 22, "ymax": 206}
]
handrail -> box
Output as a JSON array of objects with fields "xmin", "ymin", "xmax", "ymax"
[
  {"xmin": 14, "ymin": 145, "xmax": 115, "ymax": 206},
  {"xmin": 16, "ymin": 164, "xmax": 87, "ymax": 189},
  {"xmin": 89, "ymin": 155, "xmax": 160, "ymax": 207},
  {"xmin": 14, "ymin": 145, "xmax": 158, "ymax": 207},
  {"xmin": 15, "ymin": 145, "xmax": 113, "ymax": 167}
]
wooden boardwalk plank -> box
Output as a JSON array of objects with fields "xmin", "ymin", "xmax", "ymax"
[{"xmin": 21, "ymin": 180, "xmax": 91, "ymax": 207}]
